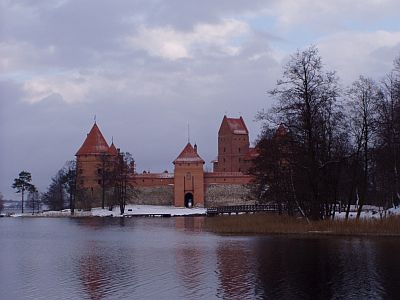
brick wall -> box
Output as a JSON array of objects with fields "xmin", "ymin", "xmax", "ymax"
[
  {"xmin": 205, "ymin": 184, "xmax": 256, "ymax": 207},
  {"xmin": 129, "ymin": 185, "xmax": 174, "ymax": 206}
]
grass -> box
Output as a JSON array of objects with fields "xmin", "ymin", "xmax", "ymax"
[{"xmin": 204, "ymin": 213, "xmax": 400, "ymax": 236}]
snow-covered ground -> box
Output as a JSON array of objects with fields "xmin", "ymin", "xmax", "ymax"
[
  {"xmin": 334, "ymin": 205, "xmax": 400, "ymax": 219},
  {"xmin": 8, "ymin": 204, "xmax": 206, "ymax": 218}
]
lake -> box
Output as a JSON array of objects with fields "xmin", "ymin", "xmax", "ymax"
[{"xmin": 1, "ymin": 217, "xmax": 399, "ymax": 299}]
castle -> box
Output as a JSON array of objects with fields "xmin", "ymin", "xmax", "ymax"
[{"xmin": 75, "ymin": 116, "xmax": 258, "ymax": 208}]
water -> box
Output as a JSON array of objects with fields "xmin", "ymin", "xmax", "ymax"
[{"xmin": 0, "ymin": 217, "xmax": 399, "ymax": 300}]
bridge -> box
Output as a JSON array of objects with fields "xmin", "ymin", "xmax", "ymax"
[{"xmin": 206, "ymin": 204, "xmax": 286, "ymax": 216}]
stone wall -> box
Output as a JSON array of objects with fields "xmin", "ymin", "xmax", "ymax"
[
  {"xmin": 129, "ymin": 185, "xmax": 174, "ymax": 206},
  {"xmin": 205, "ymin": 184, "xmax": 256, "ymax": 207}
]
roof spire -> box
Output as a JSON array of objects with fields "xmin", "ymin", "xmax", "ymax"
[
  {"xmin": 187, "ymin": 121, "xmax": 190, "ymax": 143},
  {"xmin": 94, "ymin": 114, "xmax": 97, "ymax": 124},
  {"xmin": 111, "ymin": 136, "xmax": 114, "ymax": 144}
]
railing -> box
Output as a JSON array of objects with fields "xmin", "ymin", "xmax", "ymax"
[{"xmin": 207, "ymin": 204, "xmax": 286, "ymax": 215}]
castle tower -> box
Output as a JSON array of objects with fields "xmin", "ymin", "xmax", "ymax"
[
  {"xmin": 213, "ymin": 115, "xmax": 251, "ymax": 173},
  {"xmin": 173, "ymin": 143, "xmax": 205, "ymax": 207},
  {"xmin": 75, "ymin": 122, "xmax": 116, "ymax": 207}
]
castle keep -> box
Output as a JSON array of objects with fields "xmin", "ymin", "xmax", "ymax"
[{"xmin": 75, "ymin": 116, "xmax": 257, "ymax": 208}]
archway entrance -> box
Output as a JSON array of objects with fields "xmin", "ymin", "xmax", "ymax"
[{"xmin": 184, "ymin": 192, "xmax": 194, "ymax": 208}]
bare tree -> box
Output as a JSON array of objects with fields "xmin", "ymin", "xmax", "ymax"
[
  {"xmin": 27, "ymin": 186, "xmax": 40, "ymax": 214},
  {"xmin": 112, "ymin": 152, "xmax": 136, "ymax": 215},
  {"xmin": 0, "ymin": 192, "xmax": 4, "ymax": 214},
  {"xmin": 347, "ymin": 76, "xmax": 381, "ymax": 218},
  {"xmin": 260, "ymin": 46, "xmax": 344, "ymax": 220},
  {"xmin": 42, "ymin": 169, "xmax": 67, "ymax": 211},
  {"xmin": 98, "ymin": 153, "xmax": 112, "ymax": 209},
  {"xmin": 61, "ymin": 161, "xmax": 77, "ymax": 215}
]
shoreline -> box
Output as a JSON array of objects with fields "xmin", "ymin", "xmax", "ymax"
[
  {"xmin": 204, "ymin": 213, "xmax": 400, "ymax": 237},
  {"xmin": 3, "ymin": 204, "xmax": 207, "ymax": 218}
]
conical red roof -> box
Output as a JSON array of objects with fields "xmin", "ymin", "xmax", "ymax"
[
  {"xmin": 76, "ymin": 123, "xmax": 110, "ymax": 156},
  {"xmin": 108, "ymin": 142, "xmax": 118, "ymax": 156},
  {"xmin": 173, "ymin": 143, "xmax": 204, "ymax": 164}
]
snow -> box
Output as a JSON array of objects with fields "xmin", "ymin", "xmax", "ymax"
[
  {"xmin": 334, "ymin": 205, "xmax": 400, "ymax": 219},
  {"xmin": 91, "ymin": 205, "xmax": 206, "ymax": 217},
  {"xmin": 7, "ymin": 205, "xmax": 206, "ymax": 218}
]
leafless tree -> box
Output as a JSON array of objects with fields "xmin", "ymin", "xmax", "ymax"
[
  {"xmin": 0, "ymin": 192, "xmax": 4, "ymax": 214},
  {"xmin": 259, "ymin": 46, "xmax": 344, "ymax": 220},
  {"xmin": 347, "ymin": 76, "xmax": 381, "ymax": 218}
]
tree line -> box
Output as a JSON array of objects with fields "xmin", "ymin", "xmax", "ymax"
[{"xmin": 251, "ymin": 46, "xmax": 400, "ymax": 221}]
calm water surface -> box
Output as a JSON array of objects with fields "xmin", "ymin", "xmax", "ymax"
[{"xmin": 0, "ymin": 217, "xmax": 399, "ymax": 300}]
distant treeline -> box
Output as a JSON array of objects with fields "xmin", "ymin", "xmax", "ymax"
[{"xmin": 251, "ymin": 46, "xmax": 400, "ymax": 221}]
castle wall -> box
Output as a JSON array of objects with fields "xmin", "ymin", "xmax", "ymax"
[
  {"xmin": 132, "ymin": 173, "xmax": 174, "ymax": 187},
  {"xmin": 129, "ymin": 185, "xmax": 174, "ymax": 206},
  {"xmin": 205, "ymin": 184, "xmax": 255, "ymax": 207},
  {"xmin": 204, "ymin": 172, "xmax": 252, "ymax": 185}
]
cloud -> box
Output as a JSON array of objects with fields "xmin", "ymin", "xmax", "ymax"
[
  {"xmin": 268, "ymin": 0, "xmax": 400, "ymax": 31},
  {"xmin": 317, "ymin": 30, "xmax": 400, "ymax": 83},
  {"xmin": 1, "ymin": 0, "xmax": 400, "ymax": 200},
  {"xmin": 125, "ymin": 19, "xmax": 250, "ymax": 60}
]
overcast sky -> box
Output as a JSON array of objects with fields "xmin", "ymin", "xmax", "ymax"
[{"xmin": 1, "ymin": 0, "xmax": 400, "ymax": 200}]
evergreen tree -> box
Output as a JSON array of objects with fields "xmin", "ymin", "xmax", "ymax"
[{"xmin": 12, "ymin": 171, "xmax": 35, "ymax": 214}]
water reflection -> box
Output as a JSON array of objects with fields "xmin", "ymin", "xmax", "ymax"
[
  {"xmin": 1, "ymin": 218, "xmax": 400, "ymax": 300},
  {"xmin": 253, "ymin": 237, "xmax": 395, "ymax": 299},
  {"xmin": 79, "ymin": 242, "xmax": 107, "ymax": 300},
  {"xmin": 216, "ymin": 240, "xmax": 256, "ymax": 299},
  {"xmin": 175, "ymin": 216, "xmax": 205, "ymax": 232}
]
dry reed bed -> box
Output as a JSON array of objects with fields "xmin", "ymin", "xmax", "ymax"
[{"xmin": 205, "ymin": 214, "xmax": 400, "ymax": 236}]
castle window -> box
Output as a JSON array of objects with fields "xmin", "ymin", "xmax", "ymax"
[
  {"xmin": 238, "ymin": 147, "xmax": 241, "ymax": 153},
  {"xmin": 97, "ymin": 168, "xmax": 102, "ymax": 174},
  {"xmin": 79, "ymin": 169, "xmax": 83, "ymax": 174},
  {"xmin": 98, "ymin": 180, "xmax": 102, "ymax": 185},
  {"xmin": 223, "ymin": 147, "xmax": 226, "ymax": 152},
  {"xmin": 239, "ymin": 168, "xmax": 241, "ymax": 172},
  {"xmin": 239, "ymin": 158, "xmax": 241, "ymax": 162},
  {"xmin": 80, "ymin": 180, "xmax": 84, "ymax": 185}
]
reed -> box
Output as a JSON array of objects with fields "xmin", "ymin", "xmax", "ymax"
[{"xmin": 205, "ymin": 213, "xmax": 400, "ymax": 236}]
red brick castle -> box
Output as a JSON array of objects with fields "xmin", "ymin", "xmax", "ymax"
[{"xmin": 75, "ymin": 116, "xmax": 257, "ymax": 208}]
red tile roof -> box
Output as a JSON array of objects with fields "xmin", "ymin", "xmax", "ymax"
[
  {"xmin": 108, "ymin": 142, "xmax": 118, "ymax": 156},
  {"xmin": 225, "ymin": 116, "xmax": 249, "ymax": 135},
  {"xmin": 244, "ymin": 147, "xmax": 259, "ymax": 160},
  {"xmin": 173, "ymin": 143, "xmax": 205, "ymax": 164},
  {"xmin": 76, "ymin": 123, "xmax": 110, "ymax": 156}
]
